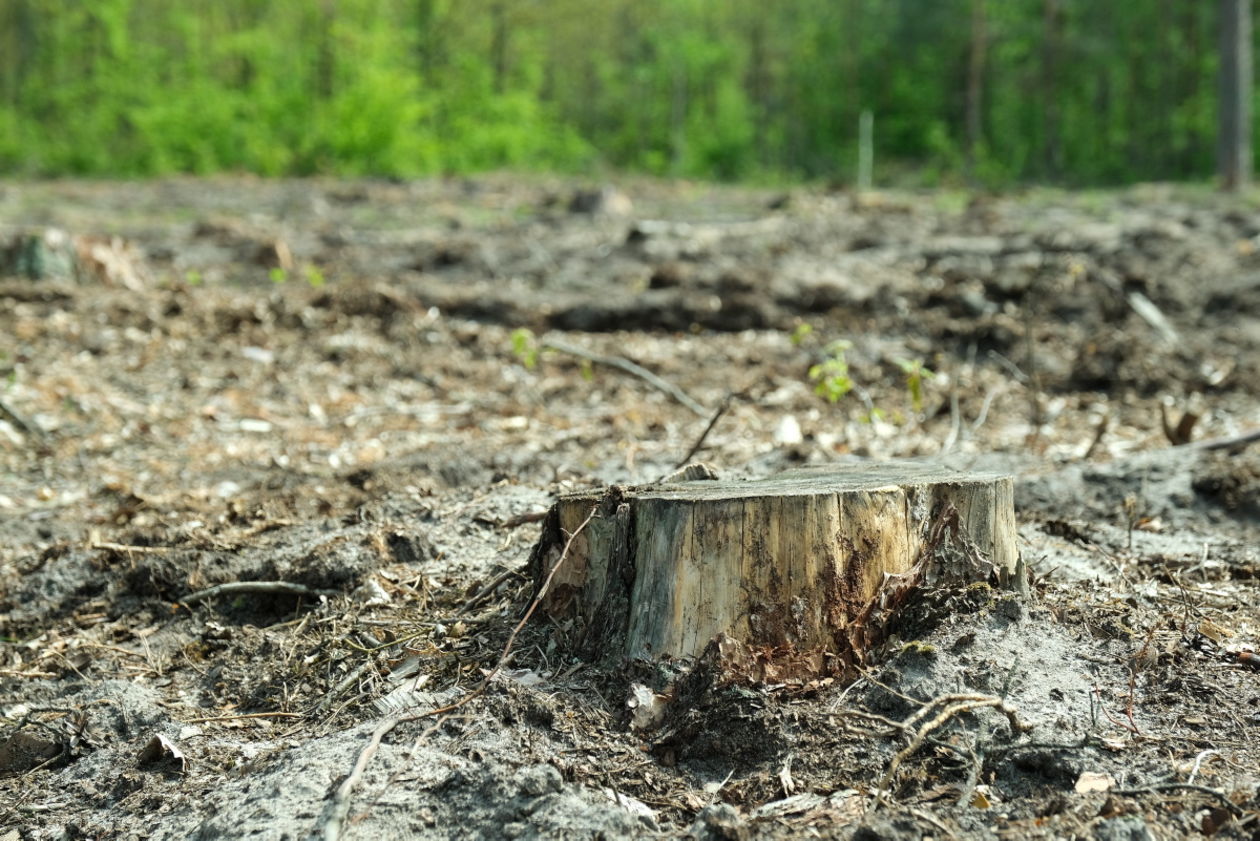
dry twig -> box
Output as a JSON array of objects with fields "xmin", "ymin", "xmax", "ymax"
[
  {"xmin": 1081, "ymin": 411, "xmax": 1109, "ymax": 460},
  {"xmin": 181, "ymin": 711, "xmax": 303, "ymax": 724},
  {"xmin": 1195, "ymin": 427, "xmax": 1260, "ymax": 452},
  {"xmin": 674, "ymin": 394, "xmax": 732, "ymax": 468},
  {"xmin": 92, "ymin": 541, "xmax": 176, "ymax": 555},
  {"xmin": 541, "ymin": 338, "xmax": 708, "ymax": 417},
  {"xmin": 454, "ymin": 565, "xmax": 525, "ymax": 616},
  {"xmin": 181, "ymin": 581, "xmax": 340, "ymax": 606}
]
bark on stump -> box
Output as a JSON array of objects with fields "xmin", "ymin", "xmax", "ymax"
[{"xmin": 529, "ymin": 462, "xmax": 1018, "ymax": 679}]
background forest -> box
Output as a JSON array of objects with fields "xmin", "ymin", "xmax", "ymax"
[{"xmin": 0, "ymin": 0, "xmax": 1241, "ymax": 185}]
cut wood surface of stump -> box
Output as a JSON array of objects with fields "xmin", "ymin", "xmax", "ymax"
[{"xmin": 530, "ymin": 462, "xmax": 1018, "ymax": 679}]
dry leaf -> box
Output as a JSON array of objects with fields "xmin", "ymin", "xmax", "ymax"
[
  {"xmin": 626, "ymin": 683, "xmax": 667, "ymax": 731},
  {"xmin": 137, "ymin": 734, "xmax": 187, "ymax": 773}
]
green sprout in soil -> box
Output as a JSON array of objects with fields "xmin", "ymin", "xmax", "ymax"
[
  {"xmin": 857, "ymin": 406, "xmax": 887, "ymax": 425},
  {"xmin": 303, "ymin": 265, "xmax": 326, "ymax": 288},
  {"xmin": 511, "ymin": 328, "xmax": 540, "ymax": 370},
  {"xmin": 808, "ymin": 339, "xmax": 853, "ymax": 403},
  {"xmin": 789, "ymin": 322, "xmax": 813, "ymax": 346},
  {"xmin": 896, "ymin": 357, "xmax": 935, "ymax": 413},
  {"xmin": 269, "ymin": 267, "xmax": 288, "ymax": 284}
]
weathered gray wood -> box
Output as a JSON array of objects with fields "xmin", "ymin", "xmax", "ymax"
[
  {"xmin": 1219, "ymin": 0, "xmax": 1253, "ymax": 191},
  {"xmin": 530, "ymin": 462, "xmax": 1018, "ymax": 676}
]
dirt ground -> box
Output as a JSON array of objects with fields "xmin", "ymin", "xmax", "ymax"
[{"xmin": 0, "ymin": 176, "xmax": 1258, "ymax": 840}]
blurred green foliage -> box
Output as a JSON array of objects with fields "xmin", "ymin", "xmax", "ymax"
[{"xmin": 0, "ymin": 0, "xmax": 1232, "ymax": 184}]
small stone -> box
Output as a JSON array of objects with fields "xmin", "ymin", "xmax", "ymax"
[
  {"xmin": 517, "ymin": 764, "xmax": 563, "ymax": 797},
  {"xmin": 568, "ymin": 186, "xmax": 633, "ymax": 217},
  {"xmin": 688, "ymin": 803, "xmax": 745, "ymax": 841},
  {"xmin": 773, "ymin": 415, "xmax": 804, "ymax": 446},
  {"xmin": 1092, "ymin": 816, "xmax": 1154, "ymax": 841}
]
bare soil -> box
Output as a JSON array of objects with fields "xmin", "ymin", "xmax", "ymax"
[{"xmin": 0, "ymin": 176, "xmax": 1258, "ymax": 840}]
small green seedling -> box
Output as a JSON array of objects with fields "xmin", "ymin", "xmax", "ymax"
[
  {"xmin": 789, "ymin": 323, "xmax": 813, "ymax": 346},
  {"xmin": 511, "ymin": 328, "xmax": 539, "ymax": 370},
  {"xmin": 184, "ymin": 269, "xmax": 203, "ymax": 286},
  {"xmin": 857, "ymin": 406, "xmax": 887, "ymax": 424},
  {"xmin": 269, "ymin": 267, "xmax": 288, "ymax": 284},
  {"xmin": 303, "ymin": 265, "xmax": 326, "ymax": 288},
  {"xmin": 895, "ymin": 357, "xmax": 935, "ymax": 413},
  {"xmin": 809, "ymin": 339, "xmax": 854, "ymax": 403}
]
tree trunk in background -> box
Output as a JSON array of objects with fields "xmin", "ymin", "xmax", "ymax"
[
  {"xmin": 1041, "ymin": 0, "xmax": 1064, "ymax": 179},
  {"xmin": 315, "ymin": 1, "xmax": 336, "ymax": 99},
  {"xmin": 669, "ymin": 61, "xmax": 688, "ymax": 175},
  {"xmin": 415, "ymin": 0, "xmax": 436, "ymax": 74},
  {"xmin": 1219, "ymin": 0, "xmax": 1253, "ymax": 190},
  {"xmin": 1, "ymin": 0, "xmax": 36, "ymax": 106},
  {"xmin": 1158, "ymin": 0, "xmax": 1177, "ymax": 175},
  {"xmin": 491, "ymin": 2, "xmax": 507, "ymax": 94},
  {"xmin": 1186, "ymin": 1, "xmax": 1207, "ymax": 176},
  {"xmin": 965, "ymin": 0, "xmax": 987, "ymax": 178},
  {"xmin": 843, "ymin": 0, "xmax": 863, "ymax": 170},
  {"xmin": 747, "ymin": 16, "xmax": 769, "ymax": 169}
]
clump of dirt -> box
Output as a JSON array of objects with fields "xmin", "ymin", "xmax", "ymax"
[{"xmin": 1193, "ymin": 450, "xmax": 1260, "ymax": 519}]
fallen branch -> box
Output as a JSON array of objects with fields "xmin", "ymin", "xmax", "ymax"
[
  {"xmin": 180, "ymin": 581, "xmax": 339, "ymax": 606},
  {"xmin": 541, "ymin": 338, "xmax": 708, "ymax": 417},
  {"xmin": 313, "ymin": 505, "xmax": 599, "ymax": 841}
]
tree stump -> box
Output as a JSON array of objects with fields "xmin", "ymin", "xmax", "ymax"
[{"xmin": 529, "ymin": 462, "xmax": 1019, "ymax": 679}]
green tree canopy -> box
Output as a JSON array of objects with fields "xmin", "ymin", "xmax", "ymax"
[{"xmin": 0, "ymin": 0, "xmax": 1237, "ymax": 185}]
